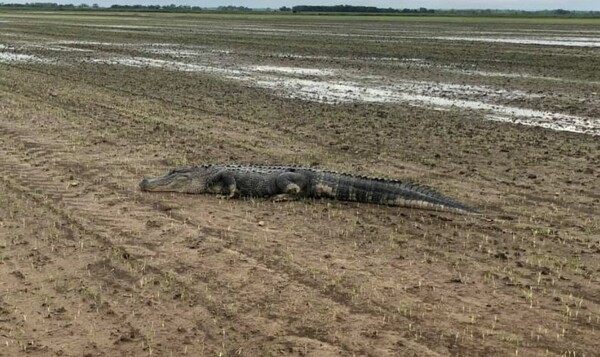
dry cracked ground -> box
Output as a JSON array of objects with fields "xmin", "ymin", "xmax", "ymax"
[{"xmin": 0, "ymin": 11, "xmax": 599, "ymax": 356}]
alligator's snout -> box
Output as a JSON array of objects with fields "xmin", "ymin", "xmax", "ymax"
[{"xmin": 139, "ymin": 179, "xmax": 149, "ymax": 191}]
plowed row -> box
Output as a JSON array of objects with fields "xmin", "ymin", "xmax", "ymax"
[{"xmin": 1, "ymin": 12, "xmax": 599, "ymax": 356}]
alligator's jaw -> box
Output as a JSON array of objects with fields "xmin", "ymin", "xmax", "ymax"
[
  {"xmin": 139, "ymin": 177, "xmax": 168, "ymax": 191},
  {"xmin": 139, "ymin": 169, "xmax": 209, "ymax": 193},
  {"xmin": 139, "ymin": 174, "xmax": 184, "ymax": 192},
  {"xmin": 139, "ymin": 178, "xmax": 152, "ymax": 191}
]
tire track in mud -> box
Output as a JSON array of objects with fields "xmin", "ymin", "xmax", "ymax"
[
  {"xmin": 2, "ymin": 66, "xmax": 597, "ymax": 356},
  {"xmin": 0, "ymin": 127, "xmax": 371, "ymax": 355},
  {"xmin": 9, "ymin": 63, "xmax": 283, "ymax": 131},
  {"xmin": 0, "ymin": 83, "xmax": 451, "ymax": 355},
  {"xmin": 0, "ymin": 71, "xmax": 422, "ymax": 314},
  {"xmin": 2, "ymin": 64, "xmax": 341, "ymax": 166},
  {"xmin": 12, "ymin": 63, "xmax": 599, "ymax": 220},
  {"xmin": 0, "ymin": 140, "xmax": 229, "ymax": 356},
  {"xmin": 3, "ymin": 95, "xmax": 594, "ymax": 357},
  {"xmin": 0, "ymin": 115, "xmax": 446, "ymax": 355},
  {"xmin": 2, "ymin": 69, "xmax": 596, "ymax": 354},
  {"xmin": 0, "ymin": 183, "xmax": 163, "ymax": 356},
  {"xmin": 3, "ymin": 23, "xmax": 600, "ymax": 356},
  {"xmin": 7, "ymin": 62, "xmax": 423, "ymax": 169}
]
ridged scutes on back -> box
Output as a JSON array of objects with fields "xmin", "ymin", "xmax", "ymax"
[{"xmin": 172, "ymin": 163, "xmax": 476, "ymax": 213}]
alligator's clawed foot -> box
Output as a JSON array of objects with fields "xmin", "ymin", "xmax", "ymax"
[
  {"xmin": 285, "ymin": 183, "xmax": 301, "ymax": 194},
  {"xmin": 216, "ymin": 189, "xmax": 237, "ymax": 200},
  {"xmin": 272, "ymin": 194, "xmax": 300, "ymax": 202},
  {"xmin": 216, "ymin": 194, "xmax": 235, "ymax": 200}
]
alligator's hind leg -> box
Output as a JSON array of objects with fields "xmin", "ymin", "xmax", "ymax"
[{"xmin": 275, "ymin": 172, "xmax": 308, "ymax": 196}]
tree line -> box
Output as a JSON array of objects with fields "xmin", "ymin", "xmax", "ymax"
[
  {"xmin": 0, "ymin": 2, "xmax": 98, "ymax": 8},
  {"xmin": 0, "ymin": 3, "xmax": 598, "ymax": 17},
  {"xmin": 281, "ymin": 5, "xmax": 433, "ymax": 13},
  {"xmin": 0, "ymin": 3, "xmax": 249, "ymax": 11}
]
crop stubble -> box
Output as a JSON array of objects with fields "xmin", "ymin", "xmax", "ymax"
[{"xmin": 0, "ymin": 12, "xmax": 599, "ymax": 356}]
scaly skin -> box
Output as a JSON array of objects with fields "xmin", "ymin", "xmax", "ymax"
[{"xmin": 139, "ymin": 164, "xmax": 477, "ymax": 214}]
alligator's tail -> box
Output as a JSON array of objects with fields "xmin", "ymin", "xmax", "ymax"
[{"xmin": 311, "ymin": 172, "xmax": 477, "ymax": 214}]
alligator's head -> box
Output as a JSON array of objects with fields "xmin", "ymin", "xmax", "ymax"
[{"xmin": 139, "ymin": 166, "xmax": 211, "ymax": 193}]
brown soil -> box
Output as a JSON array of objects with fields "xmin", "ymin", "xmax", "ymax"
[{"xmin": 0, "ymin": 12, "xmax": 599, "ymax": 357}]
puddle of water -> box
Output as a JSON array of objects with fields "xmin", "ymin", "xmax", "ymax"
[
  {"xmin": 2, "ymin": 41, "xmax": 95, "ymax": 53},
  {"xmin": 88, "ymin": 53, "xmax": 596, "ymax": 136},
  {"xmin": 485, "ymin": 114, "xmax": 597, "ymax": 135},
  {"xmin": 94, "ymin": 56, "xmax": 336, "ymax": 78},
  {"xmin": 434, "ymin": 36, "xmax": 600, "ymax": 47},
  {"xmin": 448, "ymin": 68, "xmax": 600, "ymax": 86},
  {"xmin": 80, "ymin": 24, "xmax": 153, "ymax": 29},
  {"xmin": 247, "ymin": 76, "xmax": 597, "ymax": 136},
  {"xmin": 245, "ymin": 65, "xmax": 335, "ymax": 76},
  {"xmin": 0, "ymin": 51, "xmax": 48, "ymax": 63},
  {"xmin": 25, "ymin": 44, "xmax": 93, "ymax": 52},
  {"xmin": 90, "ymin": 56, "xmax": 245, "ymax": 76},
  {"xmin": 140, "ymin": 44, "xmax": 233, "ymax": 58},
  {"xmin": 2, "ymin": 37, "xmax": 596, "ymax": 136},
  {"xmin": 459, "ymin": 69, "xmax": 542, "ymax": 79},
  {"xmin": 49, "ymin": 45, "xmax": 93, "ymax": 52},
  {"xmin": 54, "ymin": 40, "xmax": 120, "ymax": 47},
  {"xmin": 143, "ymin": 47, "xmax": 205, "ymax": 57},
  {"xmin": 397, "ymin": 80, "xmax": 539, "ymax": 100},
  {"xmin": 273, "ymin": 52, "xmax": 426, "ymax": 63},
  {"xmin": 274, "ymin": 53, "xmax": 329, "ymax": 60}
]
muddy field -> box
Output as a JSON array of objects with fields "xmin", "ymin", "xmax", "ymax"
[{"xmin": 0, "ymin": 11, "xmax": 599, "ymax": 356}]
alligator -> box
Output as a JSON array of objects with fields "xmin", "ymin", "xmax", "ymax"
[{"xmin": 139, "ymin": 164, "xmax": 477, "ymax": 214}]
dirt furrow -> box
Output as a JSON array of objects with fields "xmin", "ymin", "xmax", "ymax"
[
  {"xmin": 1, "ymin": 16, "xmax": 599, "ymax": 354},
  {"xmin": 1, "ymin": 92, "xmax": 598, "ymax": 355},
  {"xmin": 0, "ymin": 81, "xmax": 477, "ymax": 344},
  {"xmin": 0, "ymin": 80, "xmax": 500, "ymax": 355},
  {"xmin": 0, "ymin": 179, "xmax": 200, "ymax": 356},
  {"xmin": 0, "ymin": 105, "xmax": 434, "ymax": 355}
]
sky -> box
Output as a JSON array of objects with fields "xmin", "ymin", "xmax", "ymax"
[{"xmin": 5, "ymin": 0, "xmax": 600, "ymax": 11}]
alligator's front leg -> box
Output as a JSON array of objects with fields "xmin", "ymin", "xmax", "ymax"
[
  {"xmin": 208, "ymin": 171, "xmax": 237, "ymax": 198},
  {"xmin": 275, "ymin": 172, "xmax": 308, "ymax": 197},
  {"xmin": 271, "ymin": 193, "xmax": 300, "ymax": 202}
]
